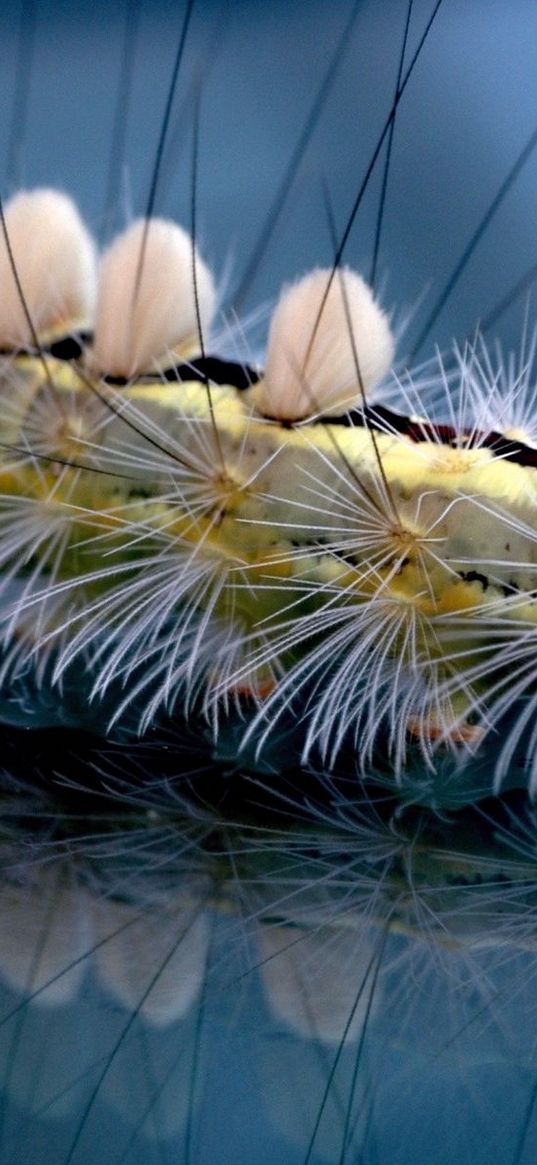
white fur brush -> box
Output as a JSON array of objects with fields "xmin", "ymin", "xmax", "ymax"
[
  {"xmin": 254, "ymin": 267, "xmax": 394, "ymax": 420},
  {"xmin": 0, "ymin": 188, "xmax": 97, "ymax": 348},
  {"xmin": 92, "ymin": 217, "xmax": 216, "ymax": 378}
]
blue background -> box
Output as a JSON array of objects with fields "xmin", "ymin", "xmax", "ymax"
[{"xmin": 1, "ymin": 0, "xmax": 537, "ymax": 364}]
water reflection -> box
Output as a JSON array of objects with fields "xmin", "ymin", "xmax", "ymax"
[{"xmin": 0, "ymin": 731, "xmax": 536, "ymax": 1163}]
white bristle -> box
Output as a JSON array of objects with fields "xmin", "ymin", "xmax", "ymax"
[
  {"xmin": 92, "ymin": 217, "xmax": 217, "ymax": 378},
  {"xmin": 0, "ymin": 188, "xmax": 97, "ymax": 348},
  {"xmin": 255, "ymin": 267, "xmax": 395, "ymax": 420}
]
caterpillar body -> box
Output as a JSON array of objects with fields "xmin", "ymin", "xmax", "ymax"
[{"xmin": 1, "ymin": 188, "xmax": 537, "ymax": 794}]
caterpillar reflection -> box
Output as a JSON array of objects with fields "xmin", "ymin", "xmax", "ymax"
[{"xmin": 2, "ymin": 735, "xmax": 537, "ymax": 1164}]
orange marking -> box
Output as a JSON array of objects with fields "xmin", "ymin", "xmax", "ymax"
[
  {"xmin": 406, "ymin": 717, "xmax": 485, "ymax": 745},
  {"xmin": 231, "ymin": 677, "xmax": 277, "ymax": 701}
]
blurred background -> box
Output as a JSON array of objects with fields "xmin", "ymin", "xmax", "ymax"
[{"xmin": 1, "ymin": 0, "xmax": 537, "ymax": 363}]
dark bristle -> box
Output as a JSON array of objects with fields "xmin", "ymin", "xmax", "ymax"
[
  {"xmin": 411, "ymin": 119, "xmax": 537, "ymax": 359},
  {"xmin": 369, "ymin": 0, "xmax": 414, "ymax": 289},
  {"xmin": 131, "ymin": 0, "xmax": 196, "ymax": 317},
  {"xmin": 231, "ymin": 0, "xmax": 364, "ymax": 312},
  {"xmin": 100, "ymin": 0, "xmax": 141, "ymax": 242},
  {"xmin": 304, "ymin": 0, "xmax": 446, "ymax": 371}
]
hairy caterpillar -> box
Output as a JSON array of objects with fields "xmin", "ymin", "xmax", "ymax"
[
  {"xmin": 2, "ymin": 2, "xmax": 537, "ymax": 1164},
  {"xmin": 2, "ymin": 186, "xmax": 537, "ymax": 795}
]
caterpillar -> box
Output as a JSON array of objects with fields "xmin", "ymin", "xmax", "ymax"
[
  {"xmin": 2, "ymin": 2, "xmax": 537, "ymax": 1164},
  {"xmin": 2, "ymin": 182, "xmax": 537, "ymax": 796},
  {"xmin": 2, "ymin": 184, "xmax": 537, "ymax": 795}
]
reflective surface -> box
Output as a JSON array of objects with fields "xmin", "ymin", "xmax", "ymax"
[{"xmin": 1, "ymin": 739, "xmax": 537, "ymax": 1163}]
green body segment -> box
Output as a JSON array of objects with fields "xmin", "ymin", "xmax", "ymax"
[{"xmin": 2, "ymin": 353, "xmax": 537, "ymax": 740}]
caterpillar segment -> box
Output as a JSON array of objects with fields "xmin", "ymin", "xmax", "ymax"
[{"xmin": 1, "ymin": 189, "xmax": 537, "ymax": 783}]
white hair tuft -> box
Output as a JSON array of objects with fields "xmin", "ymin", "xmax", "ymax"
[
  {"xmin": 255, "ymin": 267, "xmax": 395, "ymax": 421},
  {"xmin": 92, "ymin": 217, "xmax": 216, "ymax": 378},
  {"xmin": 0, "ymin": 187, "xmax": 97, "ymax": 348}
]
